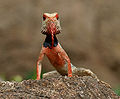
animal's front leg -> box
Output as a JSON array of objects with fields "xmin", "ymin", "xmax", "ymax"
[
  {"xmin": 36, "ymin": 47, "xmax": 45, "ymax": 80},
  {"xmin": 59, "ymin": 50, "xmax": 72, "ymax": 77},
  {"xmin": 67, "ymin": 60, "xmax": 72, "ymax": 77},
  {"xmin": 37, "ymin": 61, "xmax": 42, "ymax": 80}
]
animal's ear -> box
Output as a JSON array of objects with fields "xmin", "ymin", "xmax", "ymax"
[
  {"xmin": 43, "ymin": 14, "xmax": 47, "ymax": 21},
  {"xmin": 55, "ymin": 13, "xmax": 59, "ymax": 20}
]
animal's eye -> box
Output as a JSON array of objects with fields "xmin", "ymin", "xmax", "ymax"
[
  {"xmin": 43, "ymin": 14, "xmax": 46, "ymax": 20},
  {"xmin": 56, "ymin": 14, "xmax": 59, "ymax": 20}
]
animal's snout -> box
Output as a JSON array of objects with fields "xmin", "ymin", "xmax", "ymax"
[
  {"xmin": 41, "ymin": 13, "xmax": 61, "ymax": 35},
  {"xmin": 47, "ymin": 20, "xmax": 57, "ymax": 34}
]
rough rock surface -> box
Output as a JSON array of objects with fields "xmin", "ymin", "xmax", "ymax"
[{"xmin": 0, "ymin": 76, "xmax": 119, "ymax": 99}]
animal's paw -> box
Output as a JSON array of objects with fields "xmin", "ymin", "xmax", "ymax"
[{"xmin": 68, "ymin": 74, "xmax": 72, "ymax": 77}]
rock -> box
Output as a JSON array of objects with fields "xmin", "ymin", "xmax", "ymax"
[{"xmin": 0, "ymin": 76, "xmax": 119, "ymax": 99}]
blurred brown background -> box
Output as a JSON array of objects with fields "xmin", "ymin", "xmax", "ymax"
[{"xmin": 0, "ymin": 0, "xmax": 120, "ymax": 88}]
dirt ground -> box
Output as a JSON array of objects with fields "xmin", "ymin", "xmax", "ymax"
[
  {"xmin": 0, "ymin": 76, "xmax": 119, "ymax": 99},
  {"xmin": 0, "ymin": 0, "xmax": 120, "ymax": 88}
]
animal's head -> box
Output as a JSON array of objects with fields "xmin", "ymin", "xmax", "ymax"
[{"xmin": 41, "ymin": 12, "xmax": 61, "ymax": 35}]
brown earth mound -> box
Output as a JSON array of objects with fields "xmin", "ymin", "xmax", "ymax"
[{"xmin": 0, "ymin": 75, "xmax": 119, "ymax": 99}]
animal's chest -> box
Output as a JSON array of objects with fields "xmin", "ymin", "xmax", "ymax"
[{"xmin": 45, "ymin": 48, "xmax": 65, "ymax": 67}]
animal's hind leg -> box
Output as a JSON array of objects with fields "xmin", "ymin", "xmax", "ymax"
[
  {"xmin": 43, "ymin": 70, "xmax": 60, "ymax": 79},
  {"xmin": 43, "ymin": 65, "xmax": 98, "ymax": 80},
  {"xmin": 72, "ymin": 67, "xmax": 98, "ymax": 79}
]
